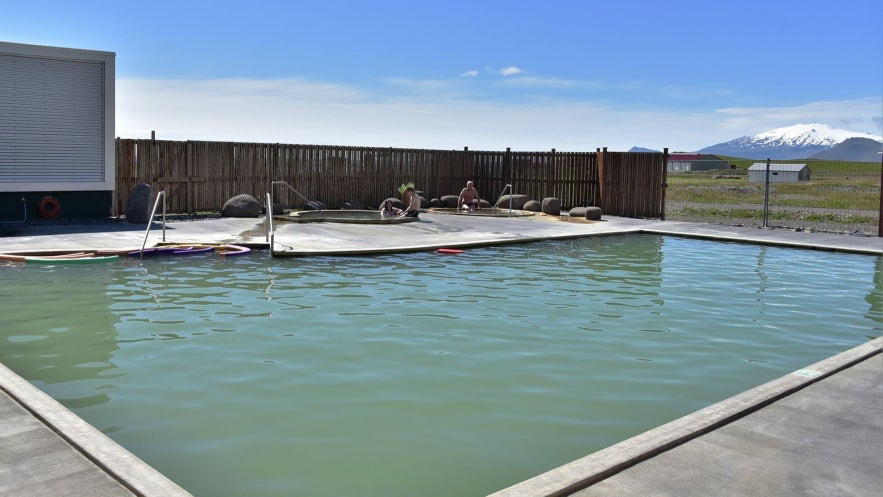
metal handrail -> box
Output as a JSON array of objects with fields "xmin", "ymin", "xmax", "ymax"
[
  {"xmin": 266, "ymin": 192, "xmax": 275, "ymax": 256},
  {"xmin": 495, "ymin": 184, "xmax": 513, "ymax": 217},
  {"xmin": 271, "ymin": 180, "xmax": 323, "ymax": 219},
  {"xmin": 138, "ymin": 191, "xmax": 167, "ymax": 258}
]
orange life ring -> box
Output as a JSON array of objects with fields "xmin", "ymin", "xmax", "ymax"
[{"xmin": 37, "ymin": 196, "xmax": 61, "ymax": 220}]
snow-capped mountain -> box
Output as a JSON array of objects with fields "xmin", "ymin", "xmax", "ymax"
[
  {"xmin": 698, "ymin": 123, "xmax": 881, "ymax": 159},
  {"xmin": 809, "ymin": 137, "xmax": 882, "ymax": 162}
]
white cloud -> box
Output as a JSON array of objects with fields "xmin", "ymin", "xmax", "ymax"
[
  {"xmin": 498, "ymin": 66, "xmax": 523, "ymax": 76},
  {"xmin": 115, "ymin": 77, "xmax": 882, "ymax": 152},
  {"xmin": 715, "ymin": 98, "xmax": 882, "ymax": 138},
  {"xmin": 495, "ymin": 75, "xmax": 609, "ymax": 91},
  {"xmin": 460, "ymin": 70, "xmax": 479, "ymax": 77}
]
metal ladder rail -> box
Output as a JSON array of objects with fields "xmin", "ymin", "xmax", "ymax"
[
  {"xmin": 265, "ymin": 192, "xmax": 275, "ymax": 256},
  {"xmin": 271, "ymin": 181, "xmax": 323, "ymax": 220},
  {"xmin": 138, "ymin": 191, "xmax": 167, "ymax": 258},
  {"xmin": 494, "ymin": 184, "xmax": 513, "ymax": 217}
]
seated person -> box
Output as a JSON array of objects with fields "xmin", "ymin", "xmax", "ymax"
[
  {"xmin": 458, "ymin": 180, "xmax": 481, "ymax": 211},
  {"xmin": 380, "ymin": 199, "xmax": 402, "ymax": 217},
  {"xmin": 401, "ymin": 186, "xmax": 421, "ymax": 218}
]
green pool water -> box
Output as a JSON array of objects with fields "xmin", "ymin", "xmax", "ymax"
[{"xmin": 1, "ymin": 234, "xmax": 880, "ymax": 496}]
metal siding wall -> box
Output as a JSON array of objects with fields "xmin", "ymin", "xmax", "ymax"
[{"xmin": 0, "ymin": 53, "xmax": 105, "ymax": 183}]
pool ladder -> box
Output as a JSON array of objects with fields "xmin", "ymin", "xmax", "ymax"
[
  {"xmin": 265, "ymin": 192, "xmax": 275, "ymax": 256},
  {"xmin": 266, "ymin": 181, "xmax": 324, "ymax": 257},
  {"xmin": 494, "ymin": 184, "xmax": 514, "ymax": 217},
  {"xmin": 271, "ymin": 181, "xmax": 323, "ymax": 217},
  {"xmin": 138, "ymin": 191, "xmax": 167, "ymax": 258}
]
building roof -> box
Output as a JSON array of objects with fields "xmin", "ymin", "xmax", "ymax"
[
  {"xmin": 668, "ymin": 154, "xmax": 726, "ymax": 161},
  {"xmin": 669, "ymin": 154, "xmax": 704, "ymax": 161},
  {"xmin": 748, "ymin": 163, "xmax": 809, "ymax": 172}
]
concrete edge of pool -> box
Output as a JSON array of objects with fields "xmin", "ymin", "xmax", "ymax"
[
  {"xmin": 489, "ymin": 336, "xmax": 883, "ymax": 497},
  {"xmin": 2, "ymin": 213, "xmax": 882, "ymax": 257},
  {"xmin": 0, "ymin": 361, "xmax": 192, "ymax": 496}
]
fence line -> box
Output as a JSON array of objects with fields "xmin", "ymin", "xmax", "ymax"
[
  {"xmin": 114, "ymin": 139, "xmax": 666, "ymax": 219},
  {"xmin": 598, "ymin": 149, "xmax": 668, "ymax": 219},
  {"xmin": 664, "ymin": 158, "xmax": 881, "ymax": 235}
]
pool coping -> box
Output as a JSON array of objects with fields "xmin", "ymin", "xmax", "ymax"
[
  {"xmin": 487, "ymin": 336, "xmax": 883, "ymax": 497},
  {"xmin": 0, "ymin": 362, "xmax": 192, "ymax": 496},
  {"xmin": 1, "ymin": 214, "xmax": 883, "ymax": 257}
]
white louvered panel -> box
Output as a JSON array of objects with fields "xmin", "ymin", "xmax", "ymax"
[{"xmin": 0, "ymin": 53, "xmax": 105, "ymax": 183}]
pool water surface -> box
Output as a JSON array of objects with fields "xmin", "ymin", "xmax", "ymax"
[{"xmin": 1, "ymin": 234, "xmax": 880, "ymax": 497}]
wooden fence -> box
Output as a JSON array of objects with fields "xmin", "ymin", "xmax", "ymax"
[
  {"xmin": 115, "ymin": 139, "xmax": 667, "ymax": 218},
  {"xmin": 598, "ymin": 149, "xmax": 667, "ymax": 219}
]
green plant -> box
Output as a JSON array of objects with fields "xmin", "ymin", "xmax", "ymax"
[{"xmin": 397, "ymin": 182, "xmax": 415, "ymax": 195}]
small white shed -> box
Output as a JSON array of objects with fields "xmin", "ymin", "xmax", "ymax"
[
  {"xmin": 0, "ymin": 41, "xmax": 115, "ymax": 219},
  {"xmin": 747, "ymin": 163, "xmax": 810, "ymax": 183}
]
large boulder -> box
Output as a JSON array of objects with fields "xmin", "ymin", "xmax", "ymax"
[
  {"xmin": 222, "ymin": 194, "xmax": 262, "ymax": 217},
  {"xmin": 439, "ymin": 195, "xmax": 459, "ymax": 208},
  {"xmin": 569, "ymin": 206, "xmax": 602, "ymax": 220},
  {"xmin": 495, "ymin": 194, "xmax": 530, "ymax": 210},
  {"xmin": 383, "ymin": 197, "xmax": 405, "ymax": 210},
  {"xmin": 125, "ymin": 183, "xmax": 152, "ymax": 224},
  {"xmin": 523, "ymin": 200, "xmax": 542, "ymax": 212},
  {"xmin": 541, "ymin": 197, "xmax": 561, "ymax": 215}
]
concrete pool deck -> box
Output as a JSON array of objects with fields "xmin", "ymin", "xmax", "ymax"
[
  {"xmin": 1, "ymin": 211, "xmax": 883, "ymax": 256},
  {"xmin": 1, "ymin": 212, "xmax": 882, "ymax": 496}
]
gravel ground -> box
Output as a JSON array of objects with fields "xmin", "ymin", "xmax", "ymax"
[{"xmin": 665, "ymin": 201, "xmax": 879, "ymax": 236}]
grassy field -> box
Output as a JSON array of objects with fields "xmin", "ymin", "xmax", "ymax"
[{"xmin": 665, "ymin": 158, "xmax": 881, "ymax": 234}]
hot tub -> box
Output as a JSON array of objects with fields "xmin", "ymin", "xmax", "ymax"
[{"xmin": 276, "ymin": 210, "xmax": 418, "ymax": 224}]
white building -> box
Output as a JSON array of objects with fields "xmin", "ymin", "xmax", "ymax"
[
  {"xmin": 747, "ymin": 163, "xmax": 811, "ymax": 183},
  {"xmin": 0, "ymin": 41, "xmax": 115, "ymax": 220}
]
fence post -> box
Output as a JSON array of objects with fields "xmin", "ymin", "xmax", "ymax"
[
  {"xmin": 598, "ymin": 147, "xmax": 607, "ymax": 212},
  {"xmin": 504, "ymin": 147, "xmax": 512, "ymax": 188},
  {"xmin": 878, "ymin": 153, "xmax": 882, "ymax": 237},
  {"xmin": 661, "ymin": 148, "xmax": 668, "ymax": 220},
  {"xmin": 762, "ymin": 158, "xmax": 771, "ymax": 228}
]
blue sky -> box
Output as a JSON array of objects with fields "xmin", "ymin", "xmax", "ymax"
[{"xmin": 2, "ymin": 0, "xmax": 881, "ymax": 151}]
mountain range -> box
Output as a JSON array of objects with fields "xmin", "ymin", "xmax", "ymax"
[{"xmin": 631, "ymin": 123, "xmax": 882, "ymax": 161}]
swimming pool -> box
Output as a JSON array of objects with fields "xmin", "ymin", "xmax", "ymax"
[{"xmin": 1, "ymin": 234, "xmax": 880, "ymax": 497}]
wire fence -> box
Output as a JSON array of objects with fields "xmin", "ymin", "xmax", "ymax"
[{"xmin": 664, "ymin": 158, "xmax": 881, "ymax": 235}]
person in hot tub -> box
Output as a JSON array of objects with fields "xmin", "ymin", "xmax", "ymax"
[
  {"xmin": 380, "ymin": 199, "xmax": 403, "ymax": 217},
  {"xmin": 401, "ymin": 186, "xmax": 421, "ymax": 218},
  {"xmin": 458, "ymin": 180, "xmax": 481, "ymax": 211}
]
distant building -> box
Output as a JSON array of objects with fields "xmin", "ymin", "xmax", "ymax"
[
  {"xmin": 667, "ymin": 154, "xmax": 730, "ymax": 172},
  {"xmin": 747, "ymin": 163, "xmax": 811, "ymax": 183}
]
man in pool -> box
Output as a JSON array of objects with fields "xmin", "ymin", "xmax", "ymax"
[
  {"xmin": 458, "ymin": 180, "xmax": 481, "ymax": 211},
  {"xmin": 401, "ymin": 186, "xmax": 421, "ymax": 218}
]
